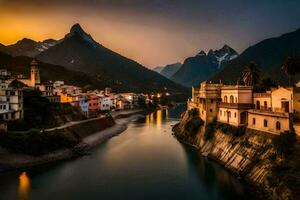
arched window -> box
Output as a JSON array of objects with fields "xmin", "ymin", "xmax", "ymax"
[
  {"xmin": 234, "ymin": 112, "xmax": 237, "ymax": 118},
  {"xmin": 276, "ymin": 121, "xmax": 281, "ymax": 130},
  {"xmin": 264, "ymin": 119, "xmax": 268, "ymax": 127},
  {"xmin": 224, "ymin": 96, "xmax": 228, "ymax": 103},
  {"xmin": 264, "ymin": 101, "xmax": 267, "ymax": 109},
  {"xmin": 230, "ymin": 95, "xmax": 234, "ymax": 103},
  {"xmin": 253, "ymin": 118, "xmax": 256, "ymax": 125},
  {"xmin": 220, "ymin": 110, "xmax": 222, "ymax": 116},
  {"xmin": 228, "ymin": 111, "xmax": 231, "ymax": 118},
  {"xmin": 256, "ymin": 101, "xmax": 261, "ymax": 110},
  {"xmin": 235, "ymin": 97, "xmax": 238, "ymax": 103}
]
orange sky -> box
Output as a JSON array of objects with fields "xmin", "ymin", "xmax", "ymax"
[{"xmin": 1, "ymin": 0, "xmax": 300, "ymax": 68}]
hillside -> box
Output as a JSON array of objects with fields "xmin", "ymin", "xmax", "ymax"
[
  {"xmin": 37, "ymin": 24, "xmax": 187, "ymax": 93},
  {"xmin": 0, "ymin": 51, "xmax": 97, "ymax": 88},
  {"xmin": 212, "ymin": 28, "xmax": 300, "ymax": 85}
]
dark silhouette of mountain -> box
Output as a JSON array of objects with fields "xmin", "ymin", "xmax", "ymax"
[
  {"xmin": 0, "ymin": 51, "xmax": 97, "ymax": 88},
  {"xmin": 37, "ymin": 23, "xmax": 186, "ymax": 93},
  {"xmin": 171, "ymin": 45, "xmax": 238, "ymax": 87},
  {"xmin": 160, "ymin": 62, "xmax": 182, "ymax": 78},
  {"xmin": 212, "ymin": 28, "xmax": 300, "ymax": 85},
  {"xmin": 0, "ymin": 38, "xmax": 58, "ymax": 57}
]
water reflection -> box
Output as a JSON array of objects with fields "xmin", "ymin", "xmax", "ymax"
[{"xmin": 18, "ymin": 172, "xmax": 30, "ymax": 200}]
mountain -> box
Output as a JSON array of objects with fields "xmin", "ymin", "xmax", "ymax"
[
  {"xmin": 37, "ymin": 23, "xmax": 186, "ymax": 93},
  {"xmin": 170, "ymin": 45, "xmax": 238, "ymax": 87},
  {"xmin": 212, "ymin": 28, "xmax": 300, "ymax": 85},
  {"xmin": 0, "ymin": 50, "xmax": 97, "ymax": 88},
  {"xmin": 153, "ymin": 66, "xmax": 164, "ymax": 73},
  {"xmin": 160, "ymin": 62, "xmax": 182, "ymax": 78},
  {"xmin": 0, "ymin": 38, "xmax": 58, "ymax": 57}
]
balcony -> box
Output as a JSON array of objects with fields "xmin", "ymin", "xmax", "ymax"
[
  {"xmin": 248, "ymin": 109, "xmax": 290, "ymax": 118},
  {"xmin": 219, "ymin": 102, "xmax": 253, "ymax": 109}
]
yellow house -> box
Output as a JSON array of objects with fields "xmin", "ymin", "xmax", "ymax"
[
  {"xmin": 188, "ymin": 81, "xmax": 222, "ymax": 123},
  {"xmin": 217, "ymin": 85, "xmax": 253, "ymax": 127},
  {"xmin": 60, "ymin": 92, "xmax": 75, "ymax": 103},
  {"xmin": 247, "ymin": 87, "xmax": 296, "ymax": 135}
]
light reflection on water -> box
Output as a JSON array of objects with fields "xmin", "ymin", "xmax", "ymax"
[
  {"xmin": 18, "ymin": 172, "xmax": 30, "ymax": 200},
  {"xmin": 0, "ymin": 105, "xmax": 258, "ymax": 200}
]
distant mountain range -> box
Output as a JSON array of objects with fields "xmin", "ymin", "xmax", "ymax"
[
  {"xmin": 0, "ymin": 38, "xmax": 58, "ymax": 57},
  {"xmin": 0, "ymin": 24, "xmax": 187, "ymax": 94},
  {"xmin": 170, "ymin": 45, "xmax": 238, "ymax": 87},
  {"xmin": 212, "ymin": 28, "xmax": 300, "ymax": 85},
  {"xmin": 154, "ymin": 62, "xmax": 182, "ymax": 78}
]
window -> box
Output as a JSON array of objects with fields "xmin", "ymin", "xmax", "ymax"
[
  {"xmin": 234, "ymin": 112, "xmax": 237, "ymax": 118},
  {"xmin": 220, "ymin": 111, "xmax": 222, "ymax": 116},
  {"xmin": 264, "ymin": 119, "xmax": 268, "ymax": 127},
  {"xmin": 276, "ymin": 121, "xmax": 281, "ymax": 130},
  {"xmin": 224, "ymin": 96, "xmax": 228, "ymax": 103},
  {"xmin": 210, "ymin": 109, "xmax": 213, "ymax": 112},
  {"xmin": 264, "ymin": 101, "xmax": 267, "ymax": 108},
  {"xmin": 230, "ymin": 95, "xmax": 234, "ymax": 103},
  {"xmin": 228, "ymin": 111, "xmax": 231, "ymax": 118},
  {"xmin": 235, "ymin": 97, "xmax": 238, "ymax": 103},
  {"xmin": 211, "ymin": 99, "xmax": 213, "ymax": 103},
  {"xmin": 256, "ymin": 101, "xmax": 260, "ymax": 110},
  {"xmin": 253, "ymin": 118, "xmax": 256, "ymax": 125}
]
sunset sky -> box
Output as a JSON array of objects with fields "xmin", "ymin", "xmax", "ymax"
[{"xmin": 1, "ymin": 0, "xmax": 300, "ymax": 68}]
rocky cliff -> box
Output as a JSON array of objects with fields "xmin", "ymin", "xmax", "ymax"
[{"xmin": 173, "ymin": 110, "xmax": 299, "ymax": 200}]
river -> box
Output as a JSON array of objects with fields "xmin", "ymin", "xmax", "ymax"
[{"xmin": 0, "ymin": 106, "xmax": 257, "ymax": 200}]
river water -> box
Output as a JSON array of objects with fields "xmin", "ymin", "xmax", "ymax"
[{"xmin": 0, "ymin": 106, "xmax": 256, "ymax": 200}]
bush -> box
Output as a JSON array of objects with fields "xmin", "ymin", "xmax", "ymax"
[
  {"xmin": 204, "ymin": 121, "xmax": 217, "ymax": 141},
  {"xmin": 272, "ymin": 131, "xmax": 297, "ymax": 156},
  {"xmin": 216, "ymin": 122, "xmax": 245, "ymax": 137},
  {"xmin": 184, "ymin": 114, "xmax": 204, "ymax": 137},
  {"xmin": 188, "ymin": 108, "xmax": 199, "ymax": 117}
]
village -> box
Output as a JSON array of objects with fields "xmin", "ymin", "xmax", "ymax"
[
  {"xmin": 188, "ymin": 81, "xmax": 300, "ymax": 136},
  {"xmin": 0, "ymin": 59, "xmax": 152, "ymax": 132}
]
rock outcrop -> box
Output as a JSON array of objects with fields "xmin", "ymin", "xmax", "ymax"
[{"xmin": 173, "ymin": 111, "xmax": 294, "ymax": 200}]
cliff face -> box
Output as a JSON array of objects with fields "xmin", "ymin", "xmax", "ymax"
[{"xmin": 173, "ymin": 111, "xmax": 294, "ymax": 200}]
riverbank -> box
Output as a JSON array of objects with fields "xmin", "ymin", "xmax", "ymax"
[
  {"xmin": 172, "ymin": 110, "xmax": 300, "ymax": 200},
  {"xmin": 0, "ymin": 111, "xmax": 144, "ymax": 172}
]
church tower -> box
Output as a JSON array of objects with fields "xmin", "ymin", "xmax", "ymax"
[{"xmin": 30, "ymin": 59, "xmax": 40, "ymax": 86}]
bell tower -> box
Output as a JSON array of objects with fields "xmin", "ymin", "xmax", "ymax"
[{"xmin": 30, "ymin": 59, "xmax": 40, "ymax": 86}]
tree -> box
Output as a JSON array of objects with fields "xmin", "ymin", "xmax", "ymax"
[
  {"xmin": 240, "ymin": 62, "xmax": 261, "ymax": 86},
  {"xmin": 282, "ymin": 57, "xmax": 300, "ymax": 86}
]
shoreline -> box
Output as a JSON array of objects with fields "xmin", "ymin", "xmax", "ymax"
[{"xmin": 0, "ymin": 113, "xmax": 144, "ymax": 172}]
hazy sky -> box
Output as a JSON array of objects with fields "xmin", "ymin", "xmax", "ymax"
[{"xmin": 1, "ymin": 0, "xmax": 300, "ymax": 68}]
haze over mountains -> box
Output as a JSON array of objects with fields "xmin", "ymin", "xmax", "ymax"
[
  {"xmin": 155, "ymin": 62, "xmax": 182, "ymax": 79},
  {"xmin": 0, "ymin": 24, "xmax": 186, "ymax": 94}
]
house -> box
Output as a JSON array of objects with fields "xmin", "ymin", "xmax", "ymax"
[
  {"xmin": 0, "ymin": 87, "xmax": 23, "ymax": 121},
  {"xmin": 217, "ymin": 85, "xmax": 253, "ymax": 127},
  {"xmin": 188, "ymin": 81, "xmax": 222, "ymax": 123},
  {"xmin": 78, "ymin": 96, "xmax": 89, "ymax": 117},
  {"xmin": 88, "ymin": 95, "xmax": 100, "ymax": 114},
  {"xmin": 17, "ymin": 59, "xmax": 41, "ymax": 87},
  {"xmin": 247, "ymin": 87, "xmax": 297, "ymax": 135}
]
